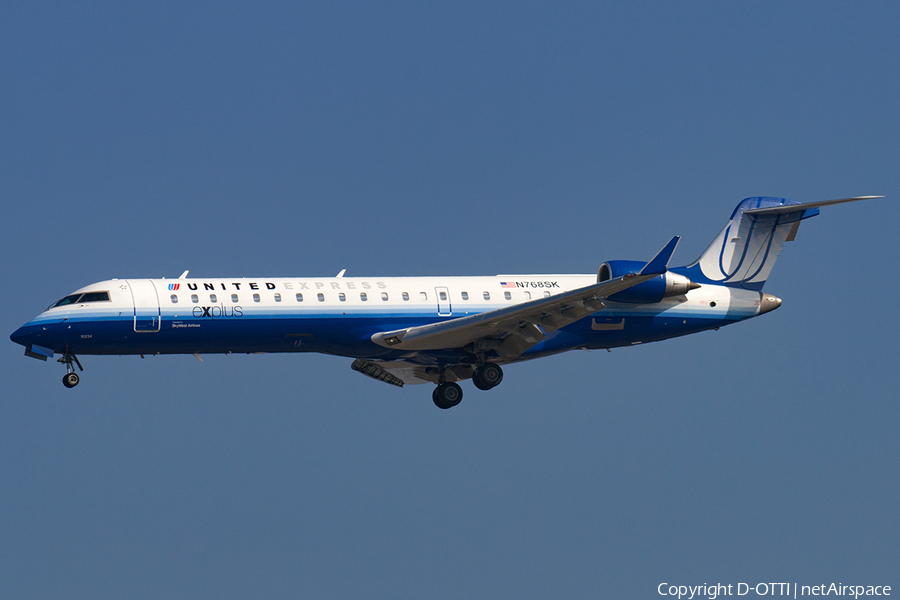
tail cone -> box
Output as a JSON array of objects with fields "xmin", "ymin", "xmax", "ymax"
[{"xmin": 758, "ymin": 293, "xmax": 782, "ymax": 315}]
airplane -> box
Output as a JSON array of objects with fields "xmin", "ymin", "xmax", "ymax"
[{"xmin": 10, "ymin": 195, "xmax": 883, "ymax": 409}]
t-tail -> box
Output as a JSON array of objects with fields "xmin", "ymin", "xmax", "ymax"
[{"xmin": 681, "ymin": 196, "xmax": 883, "ymax": 291}]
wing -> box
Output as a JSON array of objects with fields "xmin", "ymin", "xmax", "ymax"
[{"xmin": 369, "ymin": 236, "xmax": 680, "ymax": 361}]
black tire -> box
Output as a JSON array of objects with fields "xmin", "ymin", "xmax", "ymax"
[
  {"xmin": 472, "ymin": 373, "xmax": 492, "ymax": 391},
  {"xmin": 63, "ymin": 372, "xmax": 79, "ymax": 388},
  {"xmin": 474, "ymin": 363, "xmax": 503, "ymax": 389},
  {"xmin": 433, "ymin": 387, "xmax": 447, "ymax": 409},
  {"xmin": 433, "ymin": 382, "xmax": 463, "ymax": 409}
]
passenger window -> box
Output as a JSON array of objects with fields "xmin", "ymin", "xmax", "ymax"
[
  {"xmin": 402, "ymin": 292, "xmax": 409, "ymax": 301},
  {"xmin": 191, "ymin": 294, "xmax": 199, "ymax": 303},
  {"xmin": 210, "ymin": 294, "xmax": 217, "ymax": 303},
  {"xmin": 253, "ymin": 294, "xmax": 260, "ymax": 302},
  {"xmin": 360, "ymin": 292, "xmax": 367, "ymax": 301},
  {"xmin": 439, "ymin": 291, "xmax": 447, "ymax": 301},
  {"xmin": 274, "ymin": 293, "xmax": 281, "ymax": 302},
  {"xmin": 504, "ymin": 291, "xmax": 511, "ymax": 300},
  {"xmin": 420, "ymin": 292, "xmax": 427, "ymax": 301},
  {"xmin": 381, "ymin": 292, "xmax": 389, "ymax": 301},
  {"xmin": 170, "ymin": 295, "xmax": 178, "ymax": 304},
  {"xmin": 543, "ymin": 291, "xmax": 551, "ymax": 298},
  {"xmin": 317, "ymin": 293, "xmax": 325, "ymax": 302},
  {"xmin": 483, "ymin": 292, "xmax": 490, "ymax": 300},
  {"xmin": 524, "ymin": 291, "xmax": 531, "ymax": 300},
  {"xmin": 461, "ymin": 292, "xmax": 468, "ymax": 300},
  {"xmin": 296, "ymin": 293, "xmax": 303, "ymax": 302},
  {"xmin": 339, "ymin": 293, "xmax": 346, "ymax": 302},
  {"xmin": 231, "ymin": 294, "xmax": 239, "ymax": 303}
]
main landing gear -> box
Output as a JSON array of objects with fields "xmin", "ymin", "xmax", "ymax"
[
  {"xmin": 431, "ymin": 364, "xmax": 504, "ymax": 409},
  {"xmin": 59, "ymin": 353, "xmax": 83, "ymax": 388},
  {"xmin": 473, "ymin": 363, "xmax": 503, "ymax": 391},
  {"xmin": 432, "ymin": 382, "xmax": 463, "ymax": 409}
]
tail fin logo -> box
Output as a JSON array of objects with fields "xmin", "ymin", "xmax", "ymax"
[{"xmin": 690, "ymin": 197, "xmax": 813, "ymax": 291}]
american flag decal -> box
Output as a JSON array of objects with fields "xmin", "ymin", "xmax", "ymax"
[
  {"xmin": 500, "ymin": 282, "xmax": 516, "ymax": 288},
  {"xmin": 168, "ymin": 283, "xmax": 180, "ymax": 291}
]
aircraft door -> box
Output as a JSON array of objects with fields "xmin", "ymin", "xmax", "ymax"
[
  {"xmin": 127, "ymin": 280, "xmax": 161, "ymax": 332},
  {"xmin": 435, "ymin": 286, "xmax": 451, "ymax": 316}
]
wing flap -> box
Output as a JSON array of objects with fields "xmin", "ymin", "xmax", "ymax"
[
  {"xmin": 352, "ymin": 359, "xmax": 475, "ymax": 386},
  {"xmin": 351, "ymin": 358, "xmax": 406, "ymax": 387}
]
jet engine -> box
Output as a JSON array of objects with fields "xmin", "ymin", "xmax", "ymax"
[{"xmin": 598, "ymin": 260, "xmax": 699, "ymax": 303}]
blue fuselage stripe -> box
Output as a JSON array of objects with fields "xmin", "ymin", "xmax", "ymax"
[{"xmin": 12, "ymin": 307, "xmax": 749, "ymax": 364}]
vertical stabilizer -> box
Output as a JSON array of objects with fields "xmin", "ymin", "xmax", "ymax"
[{"xmin": 683, "ymin": 197, "xmax": 819, "ymax": 291}]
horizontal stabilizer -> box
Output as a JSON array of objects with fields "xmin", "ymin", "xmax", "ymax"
[{"xmin": 744, "ymin": 196, "xmax": 884, "ymax": 216}]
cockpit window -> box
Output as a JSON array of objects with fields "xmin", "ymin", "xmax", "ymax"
[
  {"xmin": 53, "ymin": 294, "xmax": 82, "ymax": 308},
  {"xmin": 79, "ymin": 291, "xmax": 110, "ymax": 303},
  {"xmin": 52, "ymin": 291, "xmax": 110, "ymax": 308}
]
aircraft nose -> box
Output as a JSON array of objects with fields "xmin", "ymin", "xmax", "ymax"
[
  {"xmin": 758, "ymin": 293, "xmax": 782, "ymax": 315},
  {"xmin": 10, "ymin": 321, "xmax": 52, "ymax": 348},
  {"xmin": 10, "ymin": 325, "xmax": 32, "ymax": 347}
]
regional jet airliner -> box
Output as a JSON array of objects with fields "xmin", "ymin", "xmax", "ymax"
[{"xmin": 10, "ymin": 196, "xmax": 882, "ymax": 408}]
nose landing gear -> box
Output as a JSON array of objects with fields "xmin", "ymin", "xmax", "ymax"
[{"xmin": 58, "ymin": 353, "xmax": 83, "ymax": 388}]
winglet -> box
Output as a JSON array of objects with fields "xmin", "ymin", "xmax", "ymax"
[{"xmin": 640, "ymin": 236, "xmax": 680, "ymax": 275}]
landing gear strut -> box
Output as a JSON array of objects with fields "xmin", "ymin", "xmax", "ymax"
[
  {"xmin": 433, "ymin": 382, "xmax": 463, "ymax": 409},
  {"xmin": 473, "ymin": 363, "xmax": 503, "ymax": 391},
  {"xmin": 59, "ymin": 353, "xmax": 83, "ymax": 388}
]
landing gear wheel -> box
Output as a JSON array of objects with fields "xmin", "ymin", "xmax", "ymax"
[
  {"xmin": 63, "ymin": 372, "xmax": 80, "ymax": 388},
  {"xmin": 472, "ymin": 376, "xmax": 492, "ymax": 391},
  {"xmin": 432, "ymin": 382, "xmax": 463, "ymax": 409},
  {"xmin": 473, "ymin": 363, "xmax": 503, "ymax": 390},
  {"xmin": 58, "ymin": 352, "xmax": 84, "ymax": 388}
]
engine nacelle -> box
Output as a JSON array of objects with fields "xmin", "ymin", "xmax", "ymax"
[{"xmin": 597, "ymin": 260, "xmax": 699, "ymax": 303}]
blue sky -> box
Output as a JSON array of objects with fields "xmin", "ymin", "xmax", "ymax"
[{"xmin": 2, "ymin": 2, "xmax": 898, "ymax": 598}]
